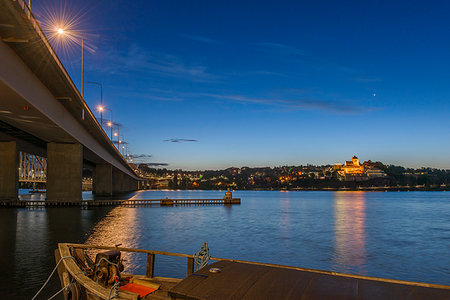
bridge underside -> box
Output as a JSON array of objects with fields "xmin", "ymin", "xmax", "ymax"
[
  {"xmin": 0, "ymin": 80, "xmax": 139, "ymax": 201},
  {"xmin": 0, "ymin": 139, "xmax": 139, "ymax": 201},
  {"xmin": 0, "ymin": 3, "xmax": 140, "ymax": 201}
]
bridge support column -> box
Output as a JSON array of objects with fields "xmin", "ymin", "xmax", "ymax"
[
  {"xmin": 0, "ymin": 141, "xmax": 18, "ymax": 202},
  {"xmin": 46, "ymin": 143, "xmax": 82, "ymax": 202},
  {"xmin": 112, "ymin": 169, "xmax": 138, "ymax": 194},
  {"xmin": 127, "ymin": 176, "xmax": 138, "ymax": 192},
  {"xmin": 94, "ymin": 164, "xmax": 112, "ymax": 196},
  {"xmin": 112, "ymin": 169, "xmax": 124, "ymax": 194}
]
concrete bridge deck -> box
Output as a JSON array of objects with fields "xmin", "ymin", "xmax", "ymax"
[{"xmin": 0, "ymin": 0, "xmax": 142, "ymax": 202}]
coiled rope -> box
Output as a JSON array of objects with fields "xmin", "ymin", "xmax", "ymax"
[
  {"xmin": 193, "ymin": 242, "xmax": 210, "ymax": 271},
  {"xmin": 108, "ymin": 279, "xmax": 120, "ymax": 300},
  {"xmin": 31, "ymin": 255, "xmax": 76, "ymax": 300}
]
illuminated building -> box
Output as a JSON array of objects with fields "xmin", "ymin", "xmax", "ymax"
[
  {"xmin": 334, "ymin": 156, "xmax": 387, "ymax": 181},
  {"xmin": 336, "ymin": 156, "xmax": 364, "ymax": 177}
]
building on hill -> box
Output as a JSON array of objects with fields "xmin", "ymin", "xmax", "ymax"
[
  {"xmin": 341, "ymin": 156, "xmax": 364, "ymax": 175},
  {"xmin": 334, "ymin": 156, "xmax": 386, "ymax": 181}
]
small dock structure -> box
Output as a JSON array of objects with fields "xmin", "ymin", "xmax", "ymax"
[{"xmin": 1, "ymin": 192, "xmax": 241, "ymax": 207}]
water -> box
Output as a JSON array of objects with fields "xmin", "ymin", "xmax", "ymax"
[{"xmin": 1, "ymin": 190, "xmax": 449, "ymax": 298}]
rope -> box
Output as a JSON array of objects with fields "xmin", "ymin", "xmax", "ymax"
[
  {"xmin": 31, "ymin": 255, "xmax": 75, "ymax": 300},
  {"xmin": 47, "ymin": 278, "xmax": 74, "ymax": 300},
  {"xmin": 94, "ymin": 257, "xmax": 120, "ymax": 268},
  {"xmin": 193, "ymin": 242, "xmax": 210, "ymax": 271},
  {"xmin": 108, "ymin": 278, "xmax": 120, "ymax": 300}
]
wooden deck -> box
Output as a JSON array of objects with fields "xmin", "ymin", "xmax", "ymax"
[
  {"xmin": 57, "ymin": 244, "xmax": 450, "ymax": 300},
  {"xmin": 1, "ymin": 198, "xmax": 241, "ymax": 207},
  {"xmin": 169, "ymin": 260, "xmax": 450, "ymax": 300}
]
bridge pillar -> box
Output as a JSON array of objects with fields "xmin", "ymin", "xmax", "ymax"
[
  {"xmin": 112, "ymin": 169, "xmax": 124, "ymax": 194},
  {"xmin": 94, "ymin": 164, "xmax": 113, "ymax": 196},
  {"xmin": 112, "ymin": 169, "xmax": 138, "ymax": 194},
  {"xmin": 0, "ymin": 141, "xmax": 18, "ymax": 202},
  {"xmin": 46, "ymin": 143, "xmax": 82, "ymax": 202}
]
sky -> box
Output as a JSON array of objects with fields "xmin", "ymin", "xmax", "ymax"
[{"xmin": 33, "ymin": 0, "xmax": 450, "ymax": 170}]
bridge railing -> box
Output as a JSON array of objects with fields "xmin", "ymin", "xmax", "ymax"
[
  {"xmin": 18, "ymin": 152, "xmax": 47, "ymax": 183},
  {"xmin": 8, "ymin": 0, "xmax": 142, "ymax": 180}
]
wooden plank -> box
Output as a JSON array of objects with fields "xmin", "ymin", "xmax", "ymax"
[
  {"xmin": 169, "ymin": 261, "xmax": 450, "ymax": 300},
  {"xmin": 186, "ymin": 257, "xmax": 194, "ymax": 276},
  {"xmin": 64, "ymin": 244, "xmax": 450, "ymax": 293},
  {"xmin": 171, "ymin": 261, "xmax": 272, "ymax": 299},
  {"xmin": 300, "ymin": 272, "xmax": 358, "ymax": 300},
  {"xmin": 241, "ymin": 268, "xmax": 315, "ymax": 299},
  {"xmin": 146, "ymin": 253, "xmax": 155, "ymax": 278}
]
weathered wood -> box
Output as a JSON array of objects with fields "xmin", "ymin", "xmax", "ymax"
[
  {"xmin": 146, "ymin": 253, "xmax": 155, "ymax": 278},
  {"xmin": 169, "ymin": 261, "xmax": 450, "ymax": 300},
  {"xmin": 186, "ymin": 257, "xmax": 195, "ymax": 276},
  {"xmin": 58, "ymin": 244, "xmax": 137, "ymax": 299},
  {"xmin": 54, "ymin": 242, "xmax": 450, "ymax": 300},
  {"xmin": 66, "ymin": 243, "xmax": 448, "ymax": 291}
]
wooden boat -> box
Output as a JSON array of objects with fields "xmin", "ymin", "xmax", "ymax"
[{"xmin": 55, "ymin": 243, "xmax": 450, "ymax": 300}]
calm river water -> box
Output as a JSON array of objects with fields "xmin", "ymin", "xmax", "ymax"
[{"xmin": 1, "ymin": 190, "xmax": 449, "ymax": 299}]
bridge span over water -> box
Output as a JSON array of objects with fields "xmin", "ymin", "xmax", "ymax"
[{"xmin": 0, "ymin": 0, "xmax": 144, "ymax": 202}]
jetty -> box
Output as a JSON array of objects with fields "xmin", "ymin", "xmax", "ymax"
[
  {"xmin": 0, "ymin": 198, "xmax": 241, "ymax": 207},
  {"xmin": 0, "ymin": 191, "xmax": 241, "ymax": 207}
]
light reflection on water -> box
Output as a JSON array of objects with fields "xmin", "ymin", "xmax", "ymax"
[
  {"xmin": 1, "ymin": 190, "xmax": 449, "ymax": 299},
  {"xmin": 333, "ymin": 191, "xmax": 367, "ymax": 273}
]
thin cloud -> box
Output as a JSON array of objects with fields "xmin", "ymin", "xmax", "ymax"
[
  {"xmin": 353, "ymin": 76, "xmax": 382, "ymax": 83},
  {"xmin": 130, "ymin": 154, "xmax": 152, "ymax": 158},
  {"xmin": 99, "ymin": 44, "xmax": 219, "ymax": 82},
  {"xmin": 201, "ymin": 93, "xmax": 379, "ymax": 114},
  {"xmin": 164, "ymin": 138, "xmax": 199, "ymax": 143},
  {"xmin": 146, "ymin": 163, "xmax": 169, "ymax": 167},
  {"xmin": 182, "ymin": 34, "xmax": 221, "ymax": 44},
  {"xmin": 257, "ymin": 42, "xmax": 304, "ymax": 56},
  {"xmin": 228, "ymin": 70, "xmax": 290, "ymax": 78}
]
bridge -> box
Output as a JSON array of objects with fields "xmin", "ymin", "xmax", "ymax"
[{"xmin": 0, "ymin": 0, "xmax": 143, "ymax": 202}]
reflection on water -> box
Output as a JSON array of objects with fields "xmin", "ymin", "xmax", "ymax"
[
  {"xmin": 86, "ymin": 207, "xmax": 140, "ymax": 247},
  {"xmin": 1, "ymin": 190, "xmax": 449, "ymax": 299},
  {"xmin": 85, "ymin": 207, "xmax": 142, "ymax": 273},
  {"xmin": 279, "ymin": 193, "xmax": 291, "ymax": 239},
  {"xmin": 333, "ymin": 191, "xmax": 367, "ymax": 273}
]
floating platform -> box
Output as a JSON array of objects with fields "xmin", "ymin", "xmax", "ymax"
[{"xmin": 0, "ymin": 198, "xmax": 241, "ymax": 207}]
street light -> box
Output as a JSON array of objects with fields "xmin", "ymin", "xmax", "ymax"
[
  {"xmin": 85, "ymin": 81, "xmax": 103, "ymax": 125},
  {"xmin": 113, "ymin": 125, "xmax": 121, "ymax": 150},
  {"xmin": 56, "ymin": 28, "xmax": 85, "ymax": 97},
  {"xmin": 102, "ymin": 107, "xmax": 113, "ymax": 140}
]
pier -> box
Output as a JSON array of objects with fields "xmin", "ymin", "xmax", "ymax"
[{"xmin": 0, "ymin": 197, "xmax": 241, "ymax": 207}]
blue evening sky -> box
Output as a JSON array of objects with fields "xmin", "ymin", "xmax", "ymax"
[{"xmin": 34, "ymin": 1, "xmax": 450, "ymax": 170}]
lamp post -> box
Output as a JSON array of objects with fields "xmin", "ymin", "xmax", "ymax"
[
  {"xmin": 114, "ymin": 130, "xmax": 121, "ymax": 151},
  {"xmin": 102, "ymin": 107, "xmax": 113, "ymax": 140},
  {"xmin": 86, "ymin": 81, "xmax": 103, "ymax": 125},
  {"xmin": 119, "ymin": 135, "xmax": 126, "ymax": 156}
]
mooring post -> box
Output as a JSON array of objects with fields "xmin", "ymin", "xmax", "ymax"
[
  {"xmin": 187, "ymin": 257, "xmax": 195, "ymax": 276},
  {"xmin": 146, "ymin": 253, "xmax": 155, "ymax": 278}
]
